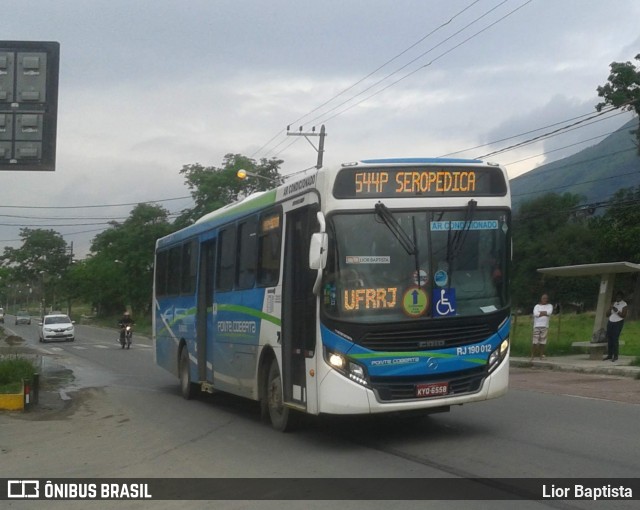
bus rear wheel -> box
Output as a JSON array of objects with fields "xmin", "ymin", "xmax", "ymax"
[
  {"xmin": 179, "ymin": 347, "xmax": 197, "ymax": 400},
  {"xmin": 266, "ymin": 359, "xmax": 298, "ymax": 432}
]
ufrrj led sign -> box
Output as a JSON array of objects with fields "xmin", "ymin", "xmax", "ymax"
[{"xmin": 0, "ymin": 41, "xmax": 59, "ymax": 171}]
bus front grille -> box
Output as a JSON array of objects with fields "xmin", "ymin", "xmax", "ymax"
[
  {"xmin": 360, "ymin": 324, "xmax": 493, "ymax": 352},
  {"xmin": 370, "ymin": 367, "xmax": 486, "ymax": 402}
]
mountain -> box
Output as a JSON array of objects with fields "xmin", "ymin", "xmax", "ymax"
[{"xmin": 510, "ymin": 118, "xmax": 640, "ymax": 212}]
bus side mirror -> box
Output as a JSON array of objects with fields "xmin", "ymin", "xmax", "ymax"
[{"xmin": 309, "ymin": 233, "xmax": 328, "ymax": 270}]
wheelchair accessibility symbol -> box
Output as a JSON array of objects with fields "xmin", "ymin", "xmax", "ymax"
[{"xmin": 433, "ymin": 288, "xmax": 456, "ymax": 317}]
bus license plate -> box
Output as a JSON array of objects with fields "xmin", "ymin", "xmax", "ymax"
[{"xmin": 416, "ymin": 382, "xmax": 449, "ymax": 397}]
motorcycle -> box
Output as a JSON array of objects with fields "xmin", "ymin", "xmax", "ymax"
[{"xmin": 119, "ymin": 323, "xmax": 133, "ymax": 349}]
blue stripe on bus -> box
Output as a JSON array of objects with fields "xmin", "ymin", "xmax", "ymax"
[{"xmin": 321, "ymin": 323, "xmax": 504, "ymax": 377}]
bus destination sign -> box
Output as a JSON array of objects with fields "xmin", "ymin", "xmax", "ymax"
[{"xmin": 333, "ymin": 167, "xmax": 507, "ymax": 199}]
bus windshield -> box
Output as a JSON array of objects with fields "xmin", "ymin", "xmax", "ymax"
[{"xmin": 322, "ymin": 207, "xmax": 509, "ymax": 323}]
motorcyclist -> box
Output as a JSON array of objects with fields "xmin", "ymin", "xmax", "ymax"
[{"xmin": 118, "ymin": 311, "xmax": 134, "ymax": 348}]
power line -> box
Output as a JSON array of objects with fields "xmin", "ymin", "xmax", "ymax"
[
  {"xmin": 315, "ymin": 0, "xmax": 534, "ymax": 126},
  {"xmin": 478, "ymin": 107, "xmax": 627, "ymax": 159},
  {"xmin": 308, "ymin": 0, "xmax": 515, "ymax": 127},
  {"xmin": 252, "ymin": 0, "xmax": 533, "ymax": 157},
  {"xmin": 287, "ymin": 0, "xmax": 484, "ymax": 129},
  {"xmin": 0, "ymin": 213, "xmax": 143, "ymax": 220},
  {"xmin": 439, "ymin": 106, "xmax": 621, "ymax": 158},
  {"xmin": 511, "ymin": 145, "xmax": 638, "ymax": 187},
  {"xmin": 271, "ymin": 136, "xmax": 300, "ymax": 158},
  {"xmin": 504, "ymin": 134, "xmax": 611, "ymax": 166},
  {"xmin": 252, "ymin": 0, "xmax": 485, "ymax": 160},
  {"xmin": 511, "ymin": 148, "xmax": 639, "ymax": 199},
  {"xmin": 514, "ymin": 195, "xmax": 640, "ymax": 223},
  {"xmin": 0, "ymin": 195, "xmax": 192, "ymax": 210}
]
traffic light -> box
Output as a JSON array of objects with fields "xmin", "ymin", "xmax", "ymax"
[{"xmin": 0, "ymin": 41, "xmax": 60, "ymax": 171}]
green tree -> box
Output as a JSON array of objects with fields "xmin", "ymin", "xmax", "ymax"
[
  {"xmin": 0, "ymin": 228, "xmax": 70, "ymax": 282},
  {"xmin": 590, "ymin": 185, "xmax": 640, "ymax": 318},
  {"xmin": 512, "ymin": 193, "xmax": 599, "ymax": 311},
  {"xmin": 86, "ymin": 203, "xmax": 174, "ymax": 316},
  {"xmin": 176, "ymin": 153, "xmax": 285, "ymax": 227},
  {"xmin": 0, "ymin": 229, "xmax": 71, "ymax": 311},
  {"xmin": 0, "ymin": 266, "xmax": 11, "ymax": 307},
  {"xmin": 596, "ymin": 54, "xmax": 640, "ymax": 153}
]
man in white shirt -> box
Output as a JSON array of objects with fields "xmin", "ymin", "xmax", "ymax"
[
  {"xmin": 531, "ymin": 294, "xmax": 553, "ymax": 359},
  {"xmin": 604, "ymin": 291, "xmax": 627, "ymax": 362}
]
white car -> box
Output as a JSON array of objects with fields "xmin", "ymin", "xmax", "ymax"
[{"xmin": 39, "ymin": 314, "xmax": 76, "ymax": 343}]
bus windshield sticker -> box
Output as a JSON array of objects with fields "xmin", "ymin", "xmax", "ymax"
[
  {"xmin": 433, "ymin": 288, "xmax": 456, "ymax": 317},
  {"xmin": 434, "ymin": 270, "xmax": 448, "ymax": 287},
  {"xmin": 430, "ymin": 220, "xmax": 499, "ymax": 231},
  {"xmin": 412, "ymin": 269, "xmax": 428, "ymax": 287},
  {"xmin": 401, "ymin": 287, "xmax": 429, "ymax": 317},
  {"xmin": 345, "ymin": 256, "xmax": 391, "ymax": 264}
]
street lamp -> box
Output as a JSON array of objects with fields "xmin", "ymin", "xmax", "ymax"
[{"xmin": 236, "ymin": 169, "xmax": 278, "ymax": 184}]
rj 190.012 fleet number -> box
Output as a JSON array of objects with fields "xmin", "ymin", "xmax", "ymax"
[{"xmin": 456, "ymin": 344, "xmax": 492, "ymax": 355}]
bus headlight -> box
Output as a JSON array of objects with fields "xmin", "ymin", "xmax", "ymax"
[
  {"xmin": 348, "ymin": 362, "xmax": 368, "ymax": 386},
  {"xmin": 328, "ymin": 352, "xmax": 345, "ymax": 369},
  {"xmin": 488, "ymin": 338, "xmax": 509, "ymax": 373},
  {"xmin": 324, "ymin": 348, "xmax": 370, "ymax": 387}
]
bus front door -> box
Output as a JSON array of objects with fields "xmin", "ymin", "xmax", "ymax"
[
  {"xmin": 282, "ymin": 205, "xmax": 317, "ymax": 409},
  {"xmin": 197, "ymin": 239, "xmax": 215, "ymax": 382}
]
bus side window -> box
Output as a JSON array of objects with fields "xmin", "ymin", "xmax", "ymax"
[
  {"xmin": 258, "ymin": 210, "xmax": 282, "ymax": 287},
  {"xmin": 181, "ymin": 240, "xmax": 197, "ymax": 294},
  {"xmin": 236, "ymin": 217, "xmax": 258, "ymax": 289},
  {"xmin": 216, "ymin": 226, "xmax": 237, "ymax": 291},
  {"xmin": 155, "ymin": 250, "xmax": 168, "ymax": 297},
  {"xmin": 167, "ymin": 246, "xmax": 181, "ymax": 295}
]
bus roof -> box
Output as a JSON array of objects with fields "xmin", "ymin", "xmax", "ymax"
[
  {"xmin": 156, "ymin": 158, "xmax": 502, "ymax": 250},
  {"xmin": 156, "ymin": 189, "xmax": 279, "ymax": 249},
  {"xmin": 357, "ymin": 157, "xmax": 484, "ymax": 165}
]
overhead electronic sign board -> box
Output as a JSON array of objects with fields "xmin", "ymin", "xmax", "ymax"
[
  {"xmin": 333, "ymin": 166, "xmax": 508, "ymax": 199},
  {"xmin": 0, "ymin": 41, "xmax": 60, "ymax": 171}
]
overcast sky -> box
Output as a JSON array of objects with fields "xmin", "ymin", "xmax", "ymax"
[{"xmin": 1, "ymin": 0, "xmax": 638, "ymax": 257}]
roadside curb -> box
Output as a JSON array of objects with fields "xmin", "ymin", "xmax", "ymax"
[{"xmin": 510, "ymin": 357, "xmax": 640, "ymax": 379}]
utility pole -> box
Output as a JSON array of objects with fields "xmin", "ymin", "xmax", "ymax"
[{"xmin": 286, "ymin": 124, "xmax": 326, "ymax": 169}]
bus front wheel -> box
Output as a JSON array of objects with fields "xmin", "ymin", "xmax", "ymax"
[
  {"xmin": 266, "ymin": 359, "xmax": 297, "ymax": 432},
  {"xmin": 179, "ymin": 348, "xmax": 197, "ymax": 400}
]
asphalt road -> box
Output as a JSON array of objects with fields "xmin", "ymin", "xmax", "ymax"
[{"xmin": 1, "ymin": 318, "xmax": 639, "ymax": 510}]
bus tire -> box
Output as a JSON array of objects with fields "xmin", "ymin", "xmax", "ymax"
[
  {"xmin": 266, "ymin": 359, "xmax": 298, "ymax": 432},
  {"xmin": 179, "ymin": 347, "xmax": 197, "ymax": 400}
]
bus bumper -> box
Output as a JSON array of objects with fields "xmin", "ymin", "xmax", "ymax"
[{"xmin": 318, "ymin": 353, "xmax": 509, "ymax": 415}]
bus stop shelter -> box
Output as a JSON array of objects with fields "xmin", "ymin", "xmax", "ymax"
[{"xmin": 537, "ymin": 262, "xmax": 640, "ymax": 357}]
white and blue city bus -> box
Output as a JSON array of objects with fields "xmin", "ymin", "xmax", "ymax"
[{"xmin": 154, "ymin": 158, "xmax": 511, "ymax": 431}]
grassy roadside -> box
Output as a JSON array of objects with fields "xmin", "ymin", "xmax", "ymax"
[
  {"xmin": 0, "ymin": 324, "xmax": 36, "ymax": 393},
  {"xmin": 0, "ymin": 357, "xmax": 36, "ymax": 393},
  {"xmin": 510, "ymin": 312, "xmax": 640, "ymax": 357}
]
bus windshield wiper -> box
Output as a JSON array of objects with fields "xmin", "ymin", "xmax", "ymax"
[
  {"xmin": 375, "ymin": 202, "xmax": 421, "ymax": 281},
  {"xmin": 375, "ymin": 202, "xmax": 416, "ymax": 256},
  {"xmin": 446, "ymin": 199, "xmax": 477, "ymax": 266}
]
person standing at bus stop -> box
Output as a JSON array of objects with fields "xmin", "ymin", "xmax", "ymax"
[
  {"xmin": 531, "ymin": 294, "xmax": 553, "ymax": 360},
  {"xmin": 604, "ymin": 291, "xmax": 627, "ymax": 362}
]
